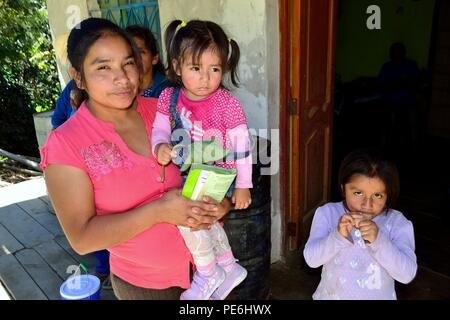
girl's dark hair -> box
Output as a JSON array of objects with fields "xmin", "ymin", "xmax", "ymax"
[
  {"xmin": 125, "ymin": 25, "xmax": 165, "ymax": 74},
  {"xmin": 338, "ymin": 149, "xmax": 400, "ymax": 209},
  {"xmin": 164, "ymin": 19, "xmax": 240, "ymax": 87},
  {"xmin": 67, "ymin": 18, "xmax": 142, "ymax": 106}
]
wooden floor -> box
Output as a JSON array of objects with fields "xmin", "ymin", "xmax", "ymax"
[
  {"xmin": 269, "ymin": 257, "xmax": 450, "ymax": 300},
  {"xmin": 1, "ymin": 176, "xmax": 448, "ymax": 300},
  {"xmin": 0, "ymin": 179, "xmax": 115, "ymax": 300}
]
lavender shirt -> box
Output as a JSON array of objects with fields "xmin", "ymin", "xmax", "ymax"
[{"xmin": 304, "ymin": 202, "xmax": 417, "ymax": 300}]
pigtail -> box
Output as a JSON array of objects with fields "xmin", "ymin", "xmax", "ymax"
[
  {"xmin": 164, "ymin": 19, "xmax": 184, "ymax": 85},
  {"xmin": 227, "ymin": 38, "xmax": 240, "ymax": 87},
  {"xmin": 164, "ymin": 20, "xmax": 181, "ymax": 51}
]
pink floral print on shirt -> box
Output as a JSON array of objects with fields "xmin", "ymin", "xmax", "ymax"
[{"xmin": 81, "ymin": 141, "xmax": 133, "ymax": 181}]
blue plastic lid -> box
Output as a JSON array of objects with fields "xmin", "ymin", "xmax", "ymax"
[{"xmin": 60, "ymin": 275, "xmax": 100, "ymax": 300}]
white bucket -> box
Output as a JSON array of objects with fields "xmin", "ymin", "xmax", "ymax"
[{"xmin": 33, "ymin": 110, "xmax": 54, "ymax": 150}]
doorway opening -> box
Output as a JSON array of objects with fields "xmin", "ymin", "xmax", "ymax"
[
  {"xmin": 330, "ymin": 0, "xmax": 450, "ymax": 299},
  {"xmin": 277, "ymin": 0, "xmax": 450, "ymax": 300}
]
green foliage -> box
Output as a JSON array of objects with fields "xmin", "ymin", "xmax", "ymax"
[
  {"xmin": 0, "ymin": 74, "xmax": 39, "ymax": 156},
  {"xmin": 0, "ymin": 0, "xmax": 60, "ymax": 113},
  {"xmin": 0, "ymin": 0, "xmax": 59, "ymax": 156}
]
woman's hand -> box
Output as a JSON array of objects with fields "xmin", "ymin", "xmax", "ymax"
[
  {"xmin": 188, "ymin": 196, "xmax": 233, "ymax": 231},
  {"xmin": 217, "ymin": 197, "xmax": 233, "ymax": 219},
  {"xmin": 159, "ymin": 189, "xmax": 221, "ymax": 229}
]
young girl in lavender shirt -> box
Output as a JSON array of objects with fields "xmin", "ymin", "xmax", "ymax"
[{"xmin": 304, "ymin": 149, "xmax": 417, "ymax": 299}]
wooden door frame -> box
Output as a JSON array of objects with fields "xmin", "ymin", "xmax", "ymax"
[
  {"xmin": 279, "ymin": 0, "xmax": 337, "ymax": 253},
  {"xmin": 279, "ymin": 0, "xmax": 302, "ymax": 253},
  {"xmin": 279, "ymin": 0, "xmax": 292, "ymax": 256}
]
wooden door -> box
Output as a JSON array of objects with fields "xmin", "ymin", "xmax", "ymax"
[{"xmin": 288, "ymin": 0, "xmax": 337, "ymax": 250}]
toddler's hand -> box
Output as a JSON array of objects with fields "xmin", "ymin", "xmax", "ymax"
[
  {"xmin": 156, "ymin": 143, "xmax": 175, "ymax": 165},
  {"xmin": 231, "ymin": 188, "xmax": 252, "ymax": 210},
  {"xmin": 338, "ymin": 214, "xmax": 354, "ymax": 239}
]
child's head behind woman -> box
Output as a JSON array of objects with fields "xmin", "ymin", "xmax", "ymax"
[
  {"xmin": 125, "ymin": 25, "xmax": 165, "ymax": 76},
  {"xmin": 67, "ymin": 18, "xmax": 142, "ymax": 107},
  {"xmin": 164, "ymin": 19, "xmax": 240, "ymax": 98},
  {"xmin": 338, "ymin": 149, "xmax": 400, "ymax": 217}
]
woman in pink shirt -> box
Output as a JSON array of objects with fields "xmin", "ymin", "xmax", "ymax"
[{"xmin": 40, "ymin": 18, "xmax": 232, "ymax": 300}]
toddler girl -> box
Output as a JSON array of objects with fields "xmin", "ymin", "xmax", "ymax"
[{"xmin": 152, "ymin": 19, "xmax": 252, "ymax": 300}]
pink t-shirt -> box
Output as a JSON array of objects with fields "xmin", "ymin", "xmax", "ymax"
[{"xmin": 40, "ymin": 96, "xmax": 192, "ymax": 289}]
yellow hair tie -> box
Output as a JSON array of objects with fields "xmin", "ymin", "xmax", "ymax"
[
  {"xmin": 228, "ymin": 37, "xmax": 232, "ymax": 43},
  {"xmin": 180, "ymin": 20, "xmax": 187, "ymax": 27}
]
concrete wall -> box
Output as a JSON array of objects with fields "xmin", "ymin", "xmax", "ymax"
[
  {"xmin": 265, "ymin": 0, "xmax": 281, "ymax": 264},
  {"xmin": 159, "ymin": 0, "xmax": 282, "ymax": 262},
  {"xmin": 46, "ymin": 0, "xmax": 99, "ymax": 88}
]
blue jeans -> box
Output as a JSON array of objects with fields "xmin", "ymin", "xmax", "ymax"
[{"xmin": 93, "ymin": 249, "xmax": 110, "ymax": 275}]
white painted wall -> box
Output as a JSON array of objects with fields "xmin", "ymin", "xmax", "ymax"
[
  {"xmin": 159, "ymin": 0, "xmax": 282, "ymax": 262},
  {"xmin": 265, "ymin": 0, "xmax": 282, "ymax": 264},
  {"xmin": 46, "ymin": 0, "xmax": 99, "ymax": 88}
]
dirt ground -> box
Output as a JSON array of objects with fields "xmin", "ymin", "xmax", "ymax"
[{"xmin": 0, "ymin": 158, "xmax": 43, "ymax": 187}]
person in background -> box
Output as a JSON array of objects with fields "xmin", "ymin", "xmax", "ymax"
[
  {"xmin": 378, "ymin": 42, "xmax": 419, "ymax": 151},
  {"xmin": 125, "ymin": 25, "xmax": 170, "ymax": 98},
  {"xmin": 51, "ymin": 80, "xmax": 77, "ymax": 129}
]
